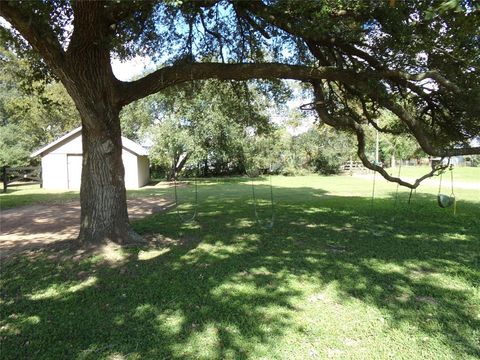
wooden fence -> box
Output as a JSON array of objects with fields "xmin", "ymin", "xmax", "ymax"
[
  {"xmin": 340, "ymin": 160, "xmax": 368, "ymax": 174},
  {"xmin": 2, "ymin": 166, "xmax": 42, "ymax": 193}
]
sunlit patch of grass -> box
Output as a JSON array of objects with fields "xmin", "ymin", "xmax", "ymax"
[
  {"xmin": 97, "ymin": 243, "xmax": 129, "ymax": 264},
  {"xmin": 137, "ymin": 248, "xmax": 170, "ymax": 261},
  {"xmin": 0, "ymin": 314, "xmax": 41, "ymax": 336},
  {"xmin": 28, "ymin": 276, "xmax": 98, "ymax": 300},
  {"xmin": 1, "ymin": 176, "xmax": 479, "ymax": 359}
]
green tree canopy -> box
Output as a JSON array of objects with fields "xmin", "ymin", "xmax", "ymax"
[
  {"xmin": 0, "ymin": 47, "xmax": 80, "ymax": 166},
  {"xmin": 122, "ymin": 79, "xmax": 274, "ymax": 178}
]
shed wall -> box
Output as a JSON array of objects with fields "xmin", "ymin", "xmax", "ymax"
[
  {"xmin": 42, "ymin": 153, "xmax": 68, "ymax": 189},
  {"xmin": 137, "ymin": 156, "xmax": 150, "ymax": 187},
  {"xmin": 39, "ymin": 132, "xmax": 148, "ymax": 190},
  {"xmin": 49, "ymin": 134, "xmax": 83, "ymax": 155},
  {"xmin": 122, "ymin": 150, "xmax": 140, "ymax": 189}
]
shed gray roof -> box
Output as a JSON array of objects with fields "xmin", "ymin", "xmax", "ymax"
[{"xmin": 31, "ymin": 127, "xmax": 148, "ymax": 157}]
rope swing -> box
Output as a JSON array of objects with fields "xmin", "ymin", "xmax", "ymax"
[
  {"xmin": 370, "ymin": 166, "xmax": 377, "ymax": 209},
  {"xmin": 173, "ymin": 164, "xmax": 199, "ymax": 222},
  {"xmin": 437, "ymin": 164, "xmax": 456, "ymax": 215},
  {"xmin": 250, "ymin": 169, "xmax": 275, "ymax": 229},
  {"xmin": 174, "ymin": 130, "xmax": 199, "ymax": 223},
  {"xmin": 391, "ymin": 161, "xmax": 403, "ymax": 222}
]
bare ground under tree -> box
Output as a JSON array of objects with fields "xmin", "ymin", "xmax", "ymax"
[{"xmin": 0, "ymin": 197, "xmax": 172, "ymax": 260}]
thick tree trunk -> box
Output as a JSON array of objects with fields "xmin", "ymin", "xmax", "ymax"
[
  {"xmin": 66, "ymin": 89, "xmax": 142, "ymax": 245},
  {"xmin": 78, "ymin": 121, "xmax": 142, "ymax": 245},
  {"xmin": 60, "ymin": 3, "xmax": 143, "ymax": 245},
  {"xmin": 168, "ymin": 153, "xmax": 190, "ymax": 180},
  {"xmin": 69, "ymin": 87, "xmax": 144, "ymax": 245},
  {"xmin": 176, "ymin": 153, "xmax": 190, "ymax": 176}
]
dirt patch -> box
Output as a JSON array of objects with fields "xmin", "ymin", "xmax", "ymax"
[{"xmin": 0, "ymin": 197, "xmax": 173, "ymax": 260}]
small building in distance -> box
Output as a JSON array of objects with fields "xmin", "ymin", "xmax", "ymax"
[{"xmin": 31, "ymin": 127, "xmax": 149, "ymax": 189}]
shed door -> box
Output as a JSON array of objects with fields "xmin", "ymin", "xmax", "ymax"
[{"xmin": 67, "ymin": 155, "xmax": 82, "ymax": 189}]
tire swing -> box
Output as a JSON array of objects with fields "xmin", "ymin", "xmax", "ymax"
[
  {"xmin": 249, "ymin": 168, "xmax": 275, "ymax": 229},
  {"xmin": 173, "ymin": 162, "xmax": 199, "ymax": 223},
  {"xmin": 437, "ymin": 164, "xmax": 456, "ymax": 214}
]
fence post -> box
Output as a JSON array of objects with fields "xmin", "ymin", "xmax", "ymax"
[{"xmin": 2, "ymin": 166, "xmax": 7, "ymax": 193}]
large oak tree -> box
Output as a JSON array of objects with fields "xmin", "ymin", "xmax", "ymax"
[{"xmin": 1, "ymin": 0, "xmax": 479, "ymax": 245}]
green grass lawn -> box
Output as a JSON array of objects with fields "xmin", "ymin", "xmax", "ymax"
[
  {"xmin": 1, "ymin": 175, "xmax": 479, "ymax": 359},
  {"xmin": 0, "ymin": 185, "xmax": 79, "ymax": 209},
  {"xmin": 387, "ymin": 165, "xmax": 480, "ymax": 183}
]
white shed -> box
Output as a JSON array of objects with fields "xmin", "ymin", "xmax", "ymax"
[{"xmin": 31, "ymin": 127, "xmax": 150, "ymax": 189}]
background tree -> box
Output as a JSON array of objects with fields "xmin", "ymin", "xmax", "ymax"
[
  {"xmin": 243, "ymin": 128, "xmax": 284, "ymax": 175},
  {"xmin": 300, "ymin": 128, "xmax": 357, "ymax": 175},
  {"xmin": 124, "ymin": 79, "xmax": 274, "ymax": 178},
  {"xmin": 119, "ymin": 96, "xmax": 154, "ymax": 143},
  {"xmin": 0, "ymin": 124, "xmax": 31, "ymax": 167},
  {"xmin": 368, "ymin": 110, "xmax": 421, "ymax": 167},
  {"xmin": 1, "ymin": 1, "xmax": 478, "ymax": 245},
  {"xmin": 149, "ymin": 116, "xmax": 195, "ymax": 180},
  {"xmin": 0, "ymin": 47, "xmax": 80, "ymax": 166}
]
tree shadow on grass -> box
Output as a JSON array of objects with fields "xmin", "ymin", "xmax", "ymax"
[{"xmin": 1, "ymin": 184, "xmax": 479, "ymax": 359}]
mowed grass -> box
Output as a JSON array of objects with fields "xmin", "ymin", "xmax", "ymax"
[
  {"xmin": 387, "ymin": 165, "xmax": 480, "ymax": 183},
  {"xmin": 1, "ymin": 174, "xmax": 479, "ymax": 359},
  {"xmin": 0, "ymin": 184, "xmax": 79, "ymax": 209}
]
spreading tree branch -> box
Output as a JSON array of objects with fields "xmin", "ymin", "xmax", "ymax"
[
  {"xmin": 335, "ymin": 76, "xmax": 480, "ymax": 157},
  {"xmin": 381, "ymin": 70, "xmax": 461, "ymax": 93},
  {"xmin": 120, "ymin": 61, "xmax": 480, "ymax": 157},
  {"xmin": 376, "ymin": 93, "xmax": 480, "ymax": 156},
  {"xmin": 311, "ymin": 82, "xmax": 459, "ymax": 189},
  {"xmin": 233, "ymin": 5, "xmax": 271, "ymax": 39},
  {"xmin": 0, "ymin": 2, "xmax": 65, "ymax": 75},
  {"xmin": 119, "ymin": 63, "xmax": 356, "ymax": 105}
]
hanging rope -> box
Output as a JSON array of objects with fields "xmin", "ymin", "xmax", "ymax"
[
  {"xmin": 393, "ymin": 161, "xmax": 402, "ymax": 207},
  {"xmin": 408, "ymin": 188, "xmax": 415, "ymax": 204},
  {"xmin": 370, "ymin": 166, "xmax": 377, "ymax": 209},
  {"xmin": 451, "ymin": 168, "xmax": 457, "ymax": 215},
  {"xmin": 392, "ymin": 161, "xmax": 402, "ymax": 222},
  {"xmin": 174, "ymin": 129, "xmax": 199, "ymax": 223},
  {"xmin": 438, "ymin": 169, "xmax": 444, "ymax": 195},
  {"xmin": 174, "ymin": 163, "xmax": 199, "ymax": 222},
  {"xmin": 251, "ymin": 171, "xmax": 275, "ymax": 229}
]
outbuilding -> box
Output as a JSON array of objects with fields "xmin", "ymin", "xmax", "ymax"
[{"xmin": 31, "ymin": 127, "xmax": 149, "ymax": 189}]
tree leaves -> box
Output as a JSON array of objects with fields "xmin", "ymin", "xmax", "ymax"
[{"xmin": 0, "ymin": 48, "xmax": 80, "ymax": 165}]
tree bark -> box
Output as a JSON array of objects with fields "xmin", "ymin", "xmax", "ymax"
[
  {"xmin": 175, "ymin": 152, "xmax": 190, "ymax": 176},
  {"xmin": 0, "ymin": 2, "xmax": 143, "ymax": 245},
  {"xmin": 61, "ymin": 79, "xmax": 142, "ymax": 244},
  {"xmin": 77, "ymin": 119, "xmax": 140, "ymax": 245},
  {"xmin": 62, "ymin": 2, "xmax": 142, "ymax": 245}
]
